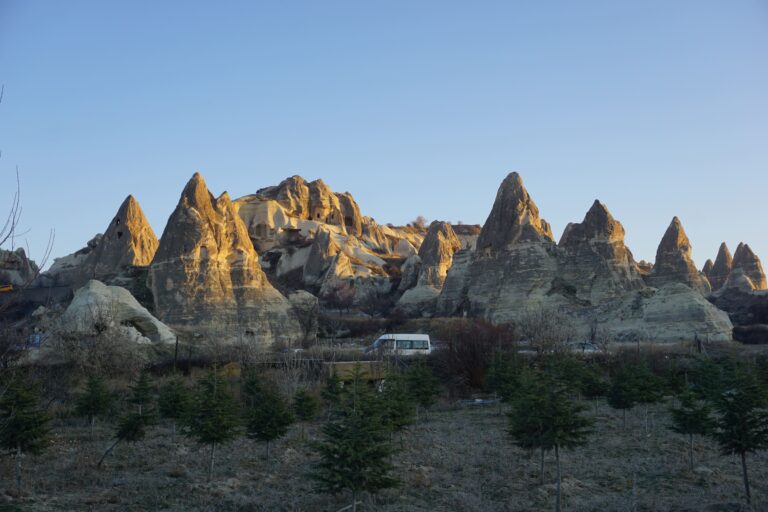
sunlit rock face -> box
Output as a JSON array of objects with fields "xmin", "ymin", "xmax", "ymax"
[
  {"xmin": 437, "ymin": 172, "xmax": 733, "ymax": 342},
  {"xmin": 36, "ymin": 195, "xmax": 158, "ymax": 290},
  {"xmin": 732, "ymin": 243, "xmax": 767, "ymax": 291},
  {"xmin": 86, "ymin": 195, "xmax": 159, "ymax": 281},
  {"xmin": 398, "ymin": 221, "xmax": 462, "ymax": 313},
  {"xmin": 234, "ymin": 175, "xmax": 428, "ymax": 308},
  {"xmin": 148, "ymin": 173, "xmax": 300, "ymax": 345},
  {"xmin": 646, "ymin": 217, "xmax": 711, "ymax": 295},
  {"xmin": 706, "ymin": 243, "xmax": 733, "ymax": 292}
]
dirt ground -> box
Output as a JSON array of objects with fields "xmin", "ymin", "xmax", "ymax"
[{"xmin": 1, "ymin": 397, "xmax": 766, "ymax": 512}]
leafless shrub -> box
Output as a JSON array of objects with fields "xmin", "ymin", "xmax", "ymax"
[
  {"xmin": 291, "ymin": 296, "xmax": 320, "ymax": 349},
  {"xmin": 46, "ymin": 300, "xmax": 148, "ymax": 379},
  {"xmin": 432, "ymin": 318, "xmax": 517, "ymax": 391},
  {"xmin": 516, "ymin": 305, "xmax": 573, "ymax": 354}
]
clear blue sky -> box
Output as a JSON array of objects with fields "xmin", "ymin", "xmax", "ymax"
[{"xmin": 1, "ymin": 1, "xmax": 766, "ymax": 269}]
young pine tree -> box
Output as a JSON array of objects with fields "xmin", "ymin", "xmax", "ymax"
[
  {"xmin": 310, "ymin": 369, "xmax": 397, "ymax": 512},
  {"xmin": 405, "ymin": 360, "xmax": 440, "ymax": 420},
  {"xmin": 75, "ymin": 375, "xmax": 113, "ymax": 437},
  {"xmin": 508, "ymin": 370, "xmax": 593, "ymax": 512},
  {"xmin": 669, "ymin": 389, "xmax": 713, "ymax": 471},
  {"xmin": 508, "ymin": 368, "xmax": 549, "ymax": 484},
  {"xmin": 631, "ymin": 363, "xmax": 664, "ymax": 433},
  {"xmin": 607, "ymin": 366, "xmax": 638, "ymax": 429},
  {"xmin": 321, "ymin": 371, "xmax": 343, "ymax": 416},
  {"xmin": 486, "ymin": 354, "xmax": 519, "ymax": 404},
  {"xmin": 0, "ymin": 378, "xmax": 51, "ymax": 494},
  {"xmin": 710, "ymin": 368, "xmax": 768, "ymax": 505},
  {"xmin": 293, "ymin": 388, "xmax": 320, "ymax": 440},
  {"xmin": 158, "ymin": 376, "xmax": 191, "ymax": 443},
  {"xmin": 580, "ymin": 365, "xmax": 609, "ymax": 416},
  {"xmin": 379, "ymin": 371, "xmax": 416, "ymax": 439},
  {"xmin": 128, "ymin": 371, "xmax": 155, "ymax": 417},
  {"xmin": 98, "ymin": 411, "xmax": 149, "ymax": 468},
  {"xmin": 244, "ymin": 379, "xmax": 294, "ymax": 461},
  {"xmin": 186, "ymin": 370, "xmax": 242, "ymax": 481}
]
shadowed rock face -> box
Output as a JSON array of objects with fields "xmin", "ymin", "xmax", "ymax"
[
  {"xmin": 732, "ymin": 243, "xmax": 767, "ymax": 290},
  {"xmin": 397, "ymin": 221, "xmax": 461, "ymax": 313},
  {"xmin": 557, "ymin": 200, "xmax": 645, "ymax": 304},
  {"xmin": 476, "ymin": 172, "xmax": 554, "ymax": 253},
  {"xmin": 335, "ymin": 192, "xmax": 363, "ymax": 237},
  {"xmin": 647, "ymin": 217, "xmax": 710, "ymax": 294},
  {"xmin": 0, "ymin": 248, "xmax": 39, "ymax": 286},
  {"xmin": 437, "ymin": 173, "xmax": 732, "ymax": 342},
  {"xmin": 707, "ymin": 243, "xmax": 733, "ymax": 292},
  {"xmin": 148, "ymin": 173, "xmax": 300, "ymax": 344},
  {"xmin": 86, "ymin": 195, "xmax": 158, "ymax": 281}
]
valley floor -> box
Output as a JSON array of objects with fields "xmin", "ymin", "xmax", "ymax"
[{"xmin": 1, "ymin": 399, "xmax": 765, "ymax": 512}]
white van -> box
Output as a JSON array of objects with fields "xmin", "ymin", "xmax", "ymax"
[{"xmin": 367, "ymin": 334, "xmax": 432, "ymax": 357}]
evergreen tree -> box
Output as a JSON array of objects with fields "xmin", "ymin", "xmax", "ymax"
[
  {"xmin": 508, "ymin": 370, "xmax": 593, "ymax": 512},
  {"xmin": 669, "ymin": 389, "xmax": 713, "ymax": 471},
  {"xmin": 158, "ymin": 376, "xmax": 191, "ymax": 443},
  {"xmin": 186, "ymin": 370, "xmax": 242, "ymax": 480},
  {"xmin": 98, "ymin": 411, "xmax": 148, "ymax": 468},
  {"xmin": 293, "ymin": 388, "xmax": 320, "ymax": 440},
  {"xmin": 309, "ymin": 370, "xmax": 397, "ymax": 512},
  {"xmin": 507, "ymin": 368, "xmax": 548, "ymax": 484},
  {"xmin": 631, "ymin": 363, "xmax": 665, "ymax": 433},
  {"xmin": 244, "ymin": 380, "xmax": 294, "ymax": 461},
  {"xmin": 379, "ymin": 371, "xmax": 416, "ymax": 438},
  {"xmin": 486, "ymin": 354, "xmax": 519, "ymax": 403},
  {"xmin": 607, "ymin": 366, "xmax": 638, "ymax": 428},
  {"xmin": 405, "ymin": 360, "xmax": 440, "ymax": 420},
  {"xmin": 128, "ymin": 371, "xmax": 155, "ymax": 417},
  {"xmin": 321, "ymin": 371, "xmax": 344, "ymax": 416},
  {"xmin": 710, "ymin": 368, "xmax": 768, "ymax": 505},
  {"xmin": 580, "ymin": 365, "xmax": 609, "ymax": 415},
  {"xmin": 0, "ymin": 378, "xmax": 51, "ymax": 493},
  {"xmin": 74, "ymin": 375, "xmax": 113, "ymax": 437}
]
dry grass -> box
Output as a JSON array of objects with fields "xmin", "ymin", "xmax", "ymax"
[{"xmin": 1, "ymin": 399, "xmax": 765, "ymax": 511}]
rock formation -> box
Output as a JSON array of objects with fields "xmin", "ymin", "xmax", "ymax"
[
  {"xmin": 148, "ymin": 173, "xmax": 301, "ymax": 344},
  {"xmin": 86, "ymin": 195, "xmax": 158, "ymax": 281},
  {"xmin": 707, "ymin": 243, "xmax": 733, "ymax": 292},
  {"xmin": 732, "ymin": 243, "xmax": 767, "ymax": 290},
  {"xmin": 37, "ymin": 195, "xmax": 158, "ymax": 290},
  {"xmin": 59, "ymin": 280, "xmax": 175, "ymax": 344},
  {"xmin": 437, "ymin": 172, "xmax": 732, "ymax": 342},
  {"xmin": 0, "ymin": 248, "xmax": 39, "ymax": 286},
  {"xmin": 557, "ymin": 200, "xmax": 645, "ymax": 304},
  {"xmin": 646, "ymin": 217, "xmax": 710, "ymax": 294},
  {"xmin": 398, "ymin": 221, "xmax": 461, "ymax": 313}
]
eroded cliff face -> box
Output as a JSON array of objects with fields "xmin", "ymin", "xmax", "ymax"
[
  {"xmin": 647, "ymin": 218, "xmax": 711, "ymax": 295},
  {"xmin": 706, "ymin": 243, "xmax": 733, "ymax": 292},
  {"xmin": 437, "ymin": 172, "xmax": 733, "ymax": 342},
  {"xmin": 37, "ymin": 195, "xmax": 158, "ymax": 290},
  {"xmin": 148, "ymin": 173, "xmax": 300, "ymax": 344},
  {"xmin": 732, "ymin": 243, "xmax": 767, "ymax": 291},
  {"xmin": 398, "ymin": 221, "xmax": 462, "ymax": 313},
  {"xmin": 235, "ymin": 175, "xmax": 428, "ymax": 308}
]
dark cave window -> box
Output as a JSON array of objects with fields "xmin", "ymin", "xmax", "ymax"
[
  {"xmin": 117, "ymin": 231, "xmax": 123, "ymax": 239},
  {"xmin": 115, "ymin": 218, "xmax": 121, "ymax": 226}
]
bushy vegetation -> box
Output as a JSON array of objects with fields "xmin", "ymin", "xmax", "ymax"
[{"xmin": 3, "ymin": 328, "xmax": 768, "ymax": 510}]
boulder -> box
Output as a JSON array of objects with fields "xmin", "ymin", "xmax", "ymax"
[
  {"xmin": 59, "ymin": 280, "xmax": 175, "ymax": 344},
  {"xmin": 148, "ymin": 173, "xmax": 301, "ymax": 345},
  {"xmin": 647, "ymin": 217, "xmax": 710, "ymax": 294},
  {"xmin": 732, "ymin": 243, "xmax": 767, "ymax": 290}
]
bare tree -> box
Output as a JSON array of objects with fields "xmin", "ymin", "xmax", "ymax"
[
  {"xmin": 516, "ymin": 306, "xmax": 573, "ymax": 354},
  {"xmin": 410, "ymin": 215, "xmax": 428, "ymax": 230},
  {"xmin": 291, "ymin": 296, "xmax": 320, "ymax": 349}
]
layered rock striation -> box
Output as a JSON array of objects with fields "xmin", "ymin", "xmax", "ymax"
[
  {"xmin": 437, "ymin": 172, "xmax": 732, "ymax": 342},
  {"xmin": 148, "ymin": 173, "xmax": 300, "ymax": 344}
]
